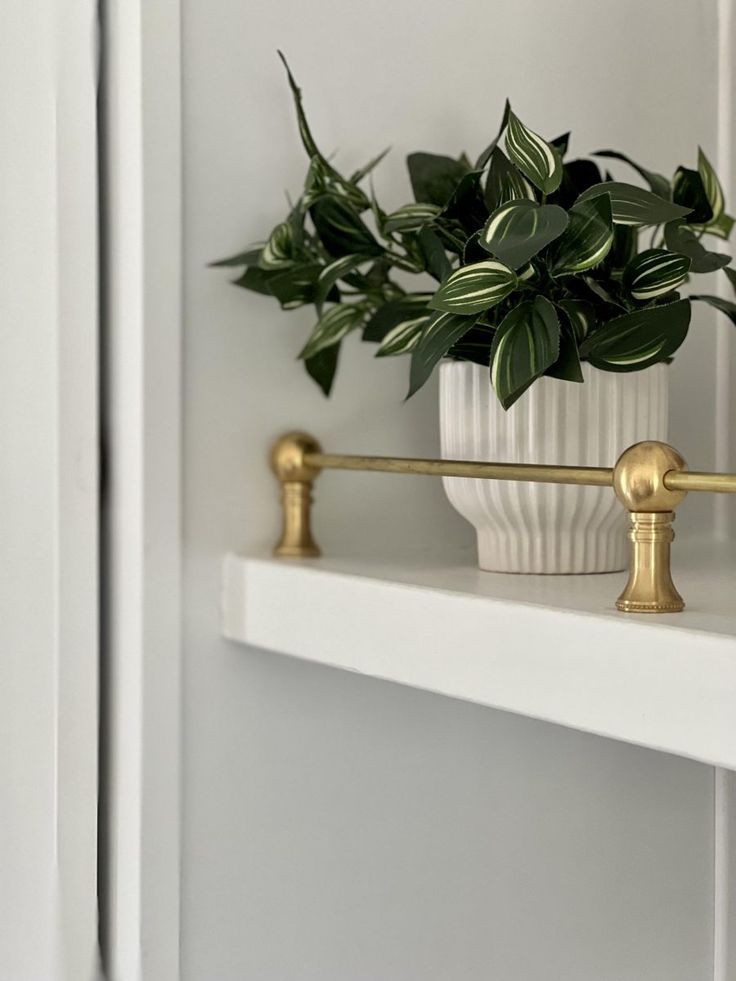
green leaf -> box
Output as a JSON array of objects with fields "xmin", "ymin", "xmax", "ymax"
[
  {"xmin": 558, "ymin": 299, "xmax": 596, "ymax": 342},
  {"xmin": 429, "ymin": 259, "xmax": 517, "ymax": 315},
  {"xmin": 259, "ymin": 222, "xmax": 294, "ymax": 269},
  {"xmin": 305, "ymin": 343, "xmax": 340, "ymax": 396},
  {"xmin": 440, "ymin": 171, "xmax": 489, "ymax": 233},
  {"xmin": 691, "ymin": 294, "xmax": 736, "ymax": 326},
  {"xmin": 592, "ymin": 150, "xmax": 670, "ymax": 199},
  {"xmin": 698, "ymin": 147, "xmax": 725, "ymax": 221},
  {"xmin": 725, "ymin": 266, "xmax": 736, "ymax": 295},
  {"xmin": 549, "ymin": 194, "xmax": 613, "ymax": 276},
  {"xmin": 447, "ymin": 322, "xmax": 496, "ymax": 366},
  {"xmin": 623, "ymin": 249, "xmax": 691, "ymax": 302},
  {"xmin": 267, "ymin": 262, "xmax": 322, "ymax": 309},
  {"xmin": 310, "ymin": 196, "xmax": 383, "ymax": 258},
  {"xmin": 550, "ymin": 132, "xmax": 571, "ymax": 158},
  {"xmin": 505, "ymin": 109, "xmax": 563, "ymax": 195},
  {"xmin": 416, "ymin": 227, "xmax": 453, "ymax": 282},
  {"xmin": 382, "ymin": 202, "xmax": 442, "ymax": 234},
  {"xmin": 475, "ymin": 99, "xmax": 511, "ymax": 169},
  {"xmin": 210, "ymin": 246, "xmax": 263, "ymax": 268},
  {"xmin": 581, "ymin": 299, "xmax": 691, "ymax": 371},
  {"xmin": 350, "ymin": 147, "xmax": 391, "ymax": 184},
  {"xmin": 408, "ymin": 311, "xmax": 479, "ymax": 397},
  {"xmin": 490, "ymin": 297, "xmax": 561, "ymax": 409},
  {"xmin": 673, "ymin": 167, "xmax": 713, "ymax": 224},
  {"xmin": 314, "ymin": 254, "xmax": 368, "ymax": 312},
  {"xmin": 363, "ymin": 296, "xmax": 431, "ymax": 342},
  {"xmin": 664, "ymin": 220, "xmax": 731, "ymax": 273},
  {"xmin": 407, "ymin": 153, "xmax": 469, "ymax": 207},
  {"xmin": 232, "ymin": 266, "xmax": 275, "ymax": 296},
  {"xmin": 577, "ymin": 182, "xmax": 691, "ymax": 226},
  {"xmin": 480, "ymin": 199, "xmax": 568, "ymax": 270},
  {"xmin": 602, "ymin": 224, "xmax": 638, "ymax": 272},
  {"xmin": 484, "ymin": 148, "xmax": 536, "ymax": 211},
  {"xmin": 299, "ymin": 303, "xmax": 366, "ymax": 359},
  {"xmin": 376, "ymin": 316, "xmax": 429, "ymax": 357},
  {"xmin": 554, "ymin": 159, "xmax": 603, "ymax": 210},
  {"xmin": 547, "ymin": 309, "xmax": 584, "ymax": 383},
  {"xmin": 278, "ymin": 52, "xmax": 368, "ymax": 211}
]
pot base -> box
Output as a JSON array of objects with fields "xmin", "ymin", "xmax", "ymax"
[{"xmin": 476, "ymin": 526, "xmax": 627, "ymax": 575}]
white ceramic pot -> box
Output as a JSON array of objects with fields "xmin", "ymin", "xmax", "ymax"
[{"xmin": 439, "ymin": 361, "xmax": 668, "ymax": 574}]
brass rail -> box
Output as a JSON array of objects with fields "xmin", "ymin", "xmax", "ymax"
[{"xmin": 270, "ymin": 432, "xmax": 736, "ymax": 614}]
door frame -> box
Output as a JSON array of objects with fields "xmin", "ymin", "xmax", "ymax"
[{"xmin": 99, "ymin": 0, "xmax": 183, "ymax": 977}]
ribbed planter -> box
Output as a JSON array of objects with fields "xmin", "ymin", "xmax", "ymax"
[{"xmin": 439, "ymin": 361, "xmax": 668, "ymax": 574}]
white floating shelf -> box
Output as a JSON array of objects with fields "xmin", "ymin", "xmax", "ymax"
[{"xmin": 222, "ymin": 542, "xmax": 736, "ymax": 769}]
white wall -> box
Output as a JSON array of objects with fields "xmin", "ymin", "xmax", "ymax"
[
  {"xmin": 0, "ymin": 1, "xmax": 99, "ymax": 978},
  {"xmin": 181, "ymin": 2, "xmax": 724, "ymax": 978}
]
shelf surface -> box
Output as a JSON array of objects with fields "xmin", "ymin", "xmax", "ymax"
[{"xmin": 222, "ymin": 541, "xmax": 736, "ymax": 769}]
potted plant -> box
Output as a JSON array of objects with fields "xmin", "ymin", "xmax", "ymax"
[{"xmin": 213, "ymin": 56, "xmax": 736, "ymax": 573}]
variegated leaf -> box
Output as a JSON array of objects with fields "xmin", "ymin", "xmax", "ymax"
[
  {"xmin": 350, "ymin": 147, "xmax": 391, "ymax": 185},
  {"xmin": 664, "ymin": 221, "xmax": 731, "ymax": 273},
  {"xmin": 383, "ymin": 203, "xmax": 442, "ymax": 234},
  {"xmin": 407, "ymin": 311, "xmax": 479, "ymax": 396},
  {"xmin": 505, "ymin": 109, "xmax": 562, "ymax": 195},
  {"xmin": 557, "ymin": 299, "xmax": 596, "ymax": 342},
  {"xmin": 480, "ymin": 200, "xmax": 568, "ymax": 270},
  {"xmin": 484, "ymin": 148, "xmax": 536, "ymax": 211},
  {"xmin": 549, "ymin": 194, "xmax": 613, "ymax": 277},
  {"xmin": 375, "ymin": 316, "xmax": 429, "ymax": 357},
  {"xmin": 577, "ymin": 182, "xmax": 691, "ymax": 227},
  {"xmin": 363, "ymin": 296, "xmax": 432, "ymax": 342},
  {"xmin": 690, "ymin": 212, "xmax": 735, "ymax": 240},
  {"xmin": 429, "ymin": 260, "xmax": 517, "ymax": 315},
  {"xmin": 490, "ymin": 296, "xmax": 561, "ymax": 409},
  {"xmin": 314, "ymin": 254, "xmax": 368, "ymax": 311},
  {"xmin": 299, "ymin": 303, "xmax": 366, "ymax": 359},
  {"xmin": 623, "ymin": 249, "xmax": 691, "ymax": 302},
  {"xmin": 581, "ymin": 299, "xmax": 690, "ymax": 371},
  {"xmin": 259, "ymin": 222, "xmax": 293, "ymax": 269},
  {"xmin": 698, "ymin": 147, "xmax": 725, "ymax": 222}
]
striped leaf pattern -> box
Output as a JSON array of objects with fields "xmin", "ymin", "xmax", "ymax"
[
  {"xmin": 577, "ymin": 182, "xmax": 691, "ymax": 226},
  {"xmin": 383, "ymin": 203, "xmax": 442, "ymax": 234},
  {"xmin": 505, "ymin": 110, "xmax": 562, "ymax": 195},
  {"xmin": 480, "ymin": 200, "xmax": 568, "ymax": 270},
  {"xmin": 299, "ymin": 303, "xmax": 366, "ymax": 360},
  {"xmin": 376, "ymin": 316, "xmax": 429, "ymax": 357},
  {"xmin": 484, "ymin": 148, "xmax": 536, "ymax": 211},
  {"xmin": 558, "ymin": 299, "xmax": 595, "ymax": 342},
  {"xmin": 408, "ymin": 311, "xmax": 479, "ymax": 396},
  {"xmin": 314, "ymin": 254, "xmax": 367, "ymax": 310},
  {"xmin": 623, "ymin": 249, "xmax": 690, "ymax": 302},
  {"xmin": 581, "ymin": 299, "xmax": 691, "ymax": 371},
  {"xmin": 698, "ymin": 147, "xmax": 725, "ymax": 222},
  {"xmin": 259, "ymin": 222, "xmax": 293, "ymax": 269},
  {"xmin": 490, "ymin": 297, "xmax": 561, "ymax": 409},
  {"xmin": 429, "ymin": 260, "xmax": 517, "ymax": 315},
  {"xmin": 549, "ymin": 195, "xmax": 613, "ymax": 276}
]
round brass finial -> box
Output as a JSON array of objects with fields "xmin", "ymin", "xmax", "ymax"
[
  {"xmin": 613, "ymin": 440, "xmax": 688, "ymax": 513},
  {"xmin": 270, "ymin": 431, "xmax": 322, "ymax": 483}
]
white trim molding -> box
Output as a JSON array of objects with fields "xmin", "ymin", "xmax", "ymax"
[{"xmin": 99, "ymin": 0, "xmax": 183, "ymax": 977}]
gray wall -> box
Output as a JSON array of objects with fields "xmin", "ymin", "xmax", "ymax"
[{"xmin": 182, "ymin": 2, "xmax": 721, "ymax": 977}]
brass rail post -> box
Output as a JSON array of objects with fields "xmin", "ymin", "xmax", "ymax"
[
  {"xmin": 270, "ymin": 432, "xmax": 322, "ymax": 558},
  {"xmin": 612, "ymin": 442, "xmax": 688, "ymax": 613}
]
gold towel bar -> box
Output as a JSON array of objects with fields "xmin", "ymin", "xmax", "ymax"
[{"xmin": 270, "ymin": 432, "xmax": 736, "ymax": 614}]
